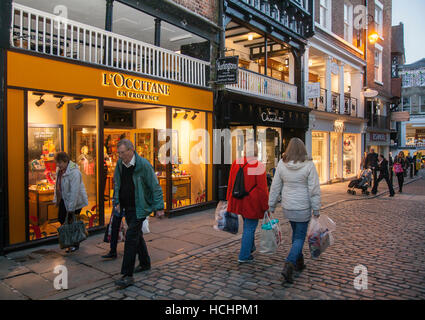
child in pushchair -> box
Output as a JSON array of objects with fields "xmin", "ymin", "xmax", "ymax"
[{"xmin": 347, "ymin": 168, "xmax": 372, "ymax": 195}]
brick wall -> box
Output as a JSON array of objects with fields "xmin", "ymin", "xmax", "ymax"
[
  {"xmin": 367, "ymin": 0, "xmax": 392, "ymax": 98},
  {"xmin": 170, "ymin": 0, "xmax": 218, "ymax": 23}
]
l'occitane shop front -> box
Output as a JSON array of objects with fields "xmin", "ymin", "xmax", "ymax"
[{"xmin": 4, "ymin": 50, "xmax": 214, "ymax": 249}]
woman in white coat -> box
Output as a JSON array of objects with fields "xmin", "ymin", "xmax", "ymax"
[
  {"xmin": 268, "ymin": 138, "xmax": 321, "ymax": 284},
  {"xmin": 54, "ymin": 151, "xmax": 89, "ymax": 253}
]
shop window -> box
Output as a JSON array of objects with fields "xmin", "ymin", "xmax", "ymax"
[
  {"xmin": 312, "ymin": 132, "xmax": 327, "ymax": 183},
  {"xmin": 14, "ymin": 0, "xmax": 106, "ymax": 30},
  {"xmin": 172, "ymin": 109, "xmax": 207, "ymax": 208},
  {"xmin": 257, "ymin": 127, "xmax": 281, "ymax": 177},
  {"xmin": 27, "ymin": 92, "xmax": 99, "ymax": 241},
  {"xmin": 343, "ymin": 134, "xmax": 357, "ymax": 178},
  {"xmin": 330, "ymin": 132, "xmax": 341, "ymax": 180}
]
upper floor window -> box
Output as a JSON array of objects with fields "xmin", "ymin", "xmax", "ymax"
[
  {"xmin": 421, "ymin": 96, "xmax": 425, "ymax": 114},
  {"xmin": 375, "ymin": 0, "xmax": 383, "ymax": 38},
  {"xmin": 344, "ymin": 2, "xmax": 353, "ymax": 44},
  {"xmin": 374, "ymin": 44, "xmax": 383, "ymax": 83},
  {"xmin": 320, "ymin": 0, "xmax": 331, "ymax": 30},
  {"xmin": 402, "ymin": 97, "xmax": 411, "ymax": 113}
]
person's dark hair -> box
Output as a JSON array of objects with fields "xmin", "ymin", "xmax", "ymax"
[
  {"xmin": 54, "ymin": 151, "xmax": 70, "ymax": 163},
  {"xmin": 282, "ymin": 138, "xmax": 309, "ymax": 163},
  {"xmin": 379, "ymin": 154, "xmax": 384, "ymax": 159}
]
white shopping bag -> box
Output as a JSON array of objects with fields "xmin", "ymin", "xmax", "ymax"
[
  {"xmin": 259, "ymin": 211, "xmax": 282, "ymax": 254},
  {"xmin": 142, "ymin": 217, "xmax": 150, "ymax": 234}
]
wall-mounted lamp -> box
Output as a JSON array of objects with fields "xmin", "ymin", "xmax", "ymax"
[
  {"xmin": 54, "ymin": 95, "xmax": 64, "ymax": 109},
  {"xmin": 191, "ymin": 111, "xmax": 199, "ymax": 120},
  {"xmin": 33, "ymin": 92, "xmax": 45, "ymax": 107},
  {"xmin": 248, "ymin": 34, "xmax": 254, "ymax": 41}
]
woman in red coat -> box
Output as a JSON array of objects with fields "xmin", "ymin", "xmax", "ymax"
[{"xmin": 227, "ymin": 139, "xmax": 269, "ymax": 263}]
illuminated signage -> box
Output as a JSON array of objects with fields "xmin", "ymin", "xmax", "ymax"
[{"xmin": 102, "ymin": 72, "xmax": 171, "ymax": 102}]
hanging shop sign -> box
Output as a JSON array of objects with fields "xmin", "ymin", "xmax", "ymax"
[
  {"xmin": 306, "ymin": 82, "xmax": 321, "ymax": 99},
  {"xmin": 370, "ymin": 132, "xmax": 387, "ymax": 142},
  {"xmin": 216, "ymin": 56, "xmax": 239, "ymax": 85},
  {"xmin": 391, "ymin": 111, "xmax": 410, "ymax": 122}
]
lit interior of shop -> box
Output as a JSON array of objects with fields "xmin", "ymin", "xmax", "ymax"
[
  {"xmin": 27, "ymin": 93, "xmax": 207, "ymax": 241},
  {"xmin": 224, "ymin": 21, "xmax": 294, "ymax": 83}
]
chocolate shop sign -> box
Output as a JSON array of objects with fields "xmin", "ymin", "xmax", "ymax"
[{"xmin": 261, "ymin": 110, "xmax": 284, "ymax": 124}]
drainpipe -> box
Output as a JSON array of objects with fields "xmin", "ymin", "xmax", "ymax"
[{"xmin": 0, "ymin": 0, "xmax": 12, "ymax": 255}]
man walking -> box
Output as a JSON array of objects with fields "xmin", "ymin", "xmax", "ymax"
[
  {"xmin": 371, "ymin": 154, "xmax": 395, "ymax": 197},
  {"xmin": 365, "ymin": 148, "xmax": 379, "ymax": 185},
  {"xmin": 113, "ymin": 139, "xmax": 164, "ymax": 289}
]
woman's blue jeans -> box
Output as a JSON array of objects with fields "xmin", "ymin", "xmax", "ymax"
[
  {"xmin": 286, "ymin": 221, "xmax": 309, "ymax": 265},
  {"xmin": 239, "ymin": 218, "xmax": 258, "ymax": 261}
]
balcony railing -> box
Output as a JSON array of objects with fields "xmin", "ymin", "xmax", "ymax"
[
  {"xmin": 331, "ymin": 92, "xmax": 340, "ymax": 113},
  {"xmin": 368, "ymin": 115, "xmax": 389, "ymax": 130},
  {"xmin": 308, "ymin": 88, "xmax": 327, "ymax": 111},
  {"xmin": 226, "ymin": 68, "xmax": 297, "ymax": 104},
  {"xmin": 344, "ymin": 95, "xmax": 358, "ymax": 117},
  {"xmin": 10, "ymin": 3, "xmax": 209, "ymax": 88}
]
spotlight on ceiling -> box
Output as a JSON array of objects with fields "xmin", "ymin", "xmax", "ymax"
[
  {"xmin": 173, "ymin": 109, "xmax": 180, "ymax": 118},
  {"xmin": 33, "ymin": 92, "xmax": 45, "ymax": 107},
  {"xmin": 191, "ymin": 111, "xmax": 199, "ymax": 120},
  {"xmin": 183, "ymin": 111, "xmax": 189, "ymax": 120},
  {"xmin": 54, "ymin": 95, "xmax": 65, "ymax": 109},
  {"xmin": 74, "ymin": 100, "xmax": 83, "ymax": 110}
]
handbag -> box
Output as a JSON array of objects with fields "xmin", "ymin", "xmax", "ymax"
[
  {"xmin": 259, "ymin": 211, "xmax": 282, "ymax": 254},
  {"xmin": 393, "ymin": 162, "xmax": 403, "ymax": 174},
  {"xmin": 58, "ymin": 212, "xmax": 88, "ymax": 249}
]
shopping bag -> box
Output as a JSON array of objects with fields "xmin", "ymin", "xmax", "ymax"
[
  {"xmin": 307, "ymin": 215, "xmax": 336, "ymax": 259},
  {"xmin": 259, "ymin": 211, "xmax": 282, "ymax": 254},
  {"xmin": 57, "ymin": 213, "xmax": 88, "ymax": 249},
  {"xmin": 103, "ymin": 215, "xmax": 127, "ymax": 243},
  {"xmin": 213, "ymin": 201, "xmax": 228, "ymax": 231},
  {"xmin": 223, "ymin": 211, "xmax": 239, "ymax": 234},
  {"xmin": 142, "ymin": 217, "xmax": 150, "ymax": 234}
]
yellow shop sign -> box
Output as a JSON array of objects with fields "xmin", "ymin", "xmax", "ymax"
[{"xmin": 102, "ymin": 72, "xmax": 171, "ymax": 102}]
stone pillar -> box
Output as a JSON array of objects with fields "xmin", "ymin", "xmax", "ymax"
[
  {"xmin": 304, "ymin": 45, "xmax": 310, "ymax": 107},
  {"xmin": 339, "ymin": 62, "xmax": 345, "ymax": 115},
  {"xmin": 325, "ymin": 56, "xmax": 333, "ymax": 112}
]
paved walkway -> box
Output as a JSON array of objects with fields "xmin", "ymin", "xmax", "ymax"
[{"xmin": 0, "ymin": 171, "xmax": 423, "ymax": 300}]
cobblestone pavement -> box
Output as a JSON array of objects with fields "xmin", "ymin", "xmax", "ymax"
[{"xmin": 65, "ymin": 178, "xmax": 425, "ymax": 300}]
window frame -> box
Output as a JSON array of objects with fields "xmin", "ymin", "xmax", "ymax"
[
  {"xmin": 374, "ymin": 44, "xmax": 383, "ymax": 84},
  {"xmin": 420, "ymin": 96, "xmax": 425, "ymax": 114},
  {"xmin": 402, "ymin": 96, "xmax": 411, "ymax": 113},
  {"xmin": 343, "ymin": 1, "xmax": 353, "ymax": 44},
  {"xmin": 319, "ymin": 0, "xmax": 331, "ymax": 30},
  {"xmin": 374, "ymin": 0, "xmax": 384, "ymax": 38}
]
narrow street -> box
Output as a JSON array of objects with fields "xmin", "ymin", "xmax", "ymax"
[{"xmin": 1, "ymin": 173, "xmax": 424, "ymax": 300}]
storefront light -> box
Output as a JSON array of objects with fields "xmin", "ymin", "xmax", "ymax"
[
  {"xmin": 33, "ymin": 92, "xmax": 45, "ymax": 107},
  {"xmin": 183, "ymin": 111, "xmax": 189, "ymax": 120},
  {"xmin": 191, "ymin": 111, "xmax": 199, "ymax": 120}
]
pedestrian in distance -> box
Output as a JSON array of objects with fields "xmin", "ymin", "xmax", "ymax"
[
  {"xmin": 113, "ymin": 139, "xmax": 164, "ymax": 289},
  {"xmin": 53, "ymin": 151, "xmax": 88, "ymax": 253},
  {"xmin": 394, "ymin": 151, "xmax": 406, "ymax": 193},
  {"xmin": 364, "ymin": 148, "xmax": 379, "ymax": 186},
  {"xmin": 268, "ymin": 138, "xmax": 321, "ymax": 284},
  {"xmin": 371, "ymin": 154, "xmax": 395, "ymax": 197},
  {"xmin": 388, "ymin": 152, "xmax": 394, "ymax": 184},
  {"xmin": 226, "ymin": 139, "xmax": 269, "ymax": 264}
]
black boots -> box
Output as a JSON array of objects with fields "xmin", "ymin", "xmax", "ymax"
[
  {"xmin": 281, "ymin": 262, "xmax": 295, "ymax": 284},
  {"xmin": 295, "ymin": 256, "xmax": 306, "ymax": 272}
]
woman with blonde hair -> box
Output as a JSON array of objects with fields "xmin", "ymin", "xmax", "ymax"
[{"xmin": 268, "ymin": 137, "xmax": 321, "ymax": 284}]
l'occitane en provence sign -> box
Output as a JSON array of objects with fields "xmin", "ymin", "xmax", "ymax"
[{"xmin": 102, "ymin": 72, "xmax": 170, "ymax": 102}]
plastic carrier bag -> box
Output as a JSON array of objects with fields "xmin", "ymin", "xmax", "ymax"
[
  {"xmin": 213, "ymin": 201, "xmax": 239, "ymax": 234},
  {"xmin": 259, "ymin": 211, "xmax": 282, "ymax": 254},
  {"xmin": 307, "ymin": 215, "xmax": 336, "ymax": 259}
]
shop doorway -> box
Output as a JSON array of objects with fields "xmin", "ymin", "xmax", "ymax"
[
  {"xmin": 102, "ymin": 102, "xmax": 166, "ymax": 223},
  {"xmin": 257, "ymin": 126, "xmax": 281, "ymax": 176}
]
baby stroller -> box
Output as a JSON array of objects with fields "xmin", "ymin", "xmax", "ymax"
[{"xmin": 347, "ymin": 168, "xmax": 372, "ymax": 195}]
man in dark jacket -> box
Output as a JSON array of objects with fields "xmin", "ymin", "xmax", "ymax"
[
  {"xmin": 371, "ymin": 154, "xmax": 395, "ymax": 197},
  {"xmin": 365, "ymin": 148, "xmax": 379, "ymax": 185},
  {"xmin": 113, "ymin": 139, "xmax": 164, "ymax": 289}
]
